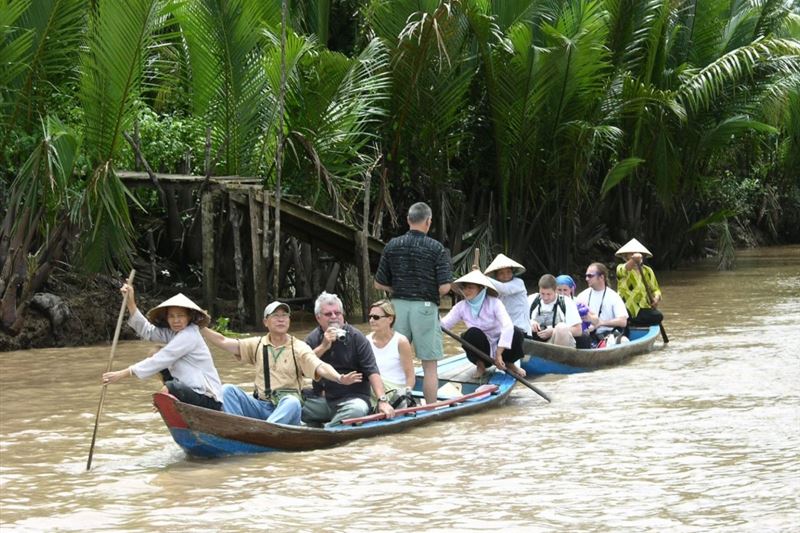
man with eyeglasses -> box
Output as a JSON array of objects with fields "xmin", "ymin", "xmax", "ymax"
[
  {"xmin": 202, "ymin": 301, "xmax": 362, "ymax": 425},
  {"xmin": 302, "ymin": 292, "xmax": 395, "ymax": 427},
  {"xmin": 575, "ymin": 263, "xmax": 629, "ymax": 348},
  {"xmin": 374, "ymin": 201, "xmax": 453, "ymax": 405}
]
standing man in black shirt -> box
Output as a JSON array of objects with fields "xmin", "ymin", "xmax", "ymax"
[{"xmin": 375, "ymin": 202, "xmax": 453, "ymax": 405}]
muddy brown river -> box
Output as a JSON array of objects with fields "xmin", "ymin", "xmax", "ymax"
[{"xmin": 1, "ymin": 246, "xmax": 798, "ymax": 531}]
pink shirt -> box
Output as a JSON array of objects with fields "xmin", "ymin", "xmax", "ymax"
[{"xmin": 441, "ymin": 295, "xmax": 515, "ymax": 356}]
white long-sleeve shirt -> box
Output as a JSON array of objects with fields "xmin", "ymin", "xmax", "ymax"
[
  {"xmin": 128, "ymin": 310, "xmax": 222, "ymax": 402},
  {"xmin": 490, "ymin": 277, "xmax": 531, "ymax": 334}
]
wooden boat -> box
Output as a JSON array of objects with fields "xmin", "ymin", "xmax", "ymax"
[
  {"xmin": 153, "ymin": 354, "xmax": 515, "ymax": 458},
  {"xmin": 521, "ymin": 325, "xmax": 661, "ymax": 374}
]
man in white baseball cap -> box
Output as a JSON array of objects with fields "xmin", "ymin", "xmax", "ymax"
[{"xmin": 202, "ymin": 300, "xmax": 362, "ymax": 425}]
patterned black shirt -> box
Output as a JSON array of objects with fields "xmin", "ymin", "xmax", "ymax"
[{"xmin": 375, "ymin": 230, "xmax": 452, "ymax": 305}]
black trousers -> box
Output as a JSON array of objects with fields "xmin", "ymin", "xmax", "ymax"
[
  {"xmin": 628, "ymin": 308, "xmax": 663, "ymax": 327},
  {"xmin": 161, "ymin": 369, "xmax": 222, "ymax": 411},
  {"xmin": 462, "ymin": 327, "xmax": 524, "ymax": 367}
]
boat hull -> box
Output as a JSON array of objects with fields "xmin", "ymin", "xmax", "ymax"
[
  {"xmin": 521, "ymin": 325, "xmax": 661, "ymax": 374},
  {"xmin": 154, "ymin": 356, "xmax": 516, "ymax": 458}
]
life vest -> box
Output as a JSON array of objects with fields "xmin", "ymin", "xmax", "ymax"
[{"xmin": 529, "ymin": 295, "xmax": 567, "ymax": 328}]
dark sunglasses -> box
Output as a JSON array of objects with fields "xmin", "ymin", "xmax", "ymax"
[
  {"xmin": 585, "ymin": 273, "xmax": 600, "ymax": 278},
  {"xmin": 368, "ymin": 314, "xmax": 388, "ymax": 320}
]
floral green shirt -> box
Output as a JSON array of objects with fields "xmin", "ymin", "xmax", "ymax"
[{"xmin": 616, "ymin": 263, "xmax": 661, "ymax": 318}]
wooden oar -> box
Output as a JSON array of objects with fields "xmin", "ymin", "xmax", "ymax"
[
  {"xmin": 635, "ymin": 263, "xmax": 669, "ymax": 344},
  {"xmin": 341, "ymin": 384, "xmax": 499, "ymax": 425},
  {"xmin": 86, "ymin": 269, "xmax": 135, "ymax": 471},
  {"xmin": 441, "ymin": 326, "xmax": 551, "ymax": 402}
]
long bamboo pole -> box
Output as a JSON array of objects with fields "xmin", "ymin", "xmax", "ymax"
[{"xmin": 86, "ymin": 270, "xmax": 135, "ymax": 471}]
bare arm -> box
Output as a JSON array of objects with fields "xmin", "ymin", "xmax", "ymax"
[
  {"xmin": 398, "ymin": 336, "xmax": 416, "ymax": 388},
  {"xmin": 599, "ymin": 316, "xmax": 628, "ymax": 329},
  {"xmin": 624, "ymin": 252, "xmax": 644, "ymax": 271},
  {"xmin": 374, "ymin": 281, "xmax": 392, "ymax": 293},
  {"xmin": 312, "ymin": 327, "xmax": 337, "ymax": 357},
  {"xmin": 369, "ymin": 372, "xmax": 395, "ymax": 418},
  {"xmin": 200, "ymin": 327, "xmax": 241, "ymax": 357},
  {"xmin": 438, "ymin": 283, "xmax": 451, "ymax": 296},
  {"xmin": 103, "ymin": 366, "xmax": 134, "ymax": 384}
]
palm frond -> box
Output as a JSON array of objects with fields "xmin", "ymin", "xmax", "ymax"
[
  {"xmin": 677, "ymin": 36, "xmax": 800, "ymax": 116},
  {"xmin": 79, "ymin": 0, "xmax": 164, "ymax": 162},
  {"xmin": 4, "ymin": 0, "xmax": 86, "ymax": 133},
  {"xmin": 177, "ymin": 0, "xmax": 275, "ymax": 174},
  {"xmin": 0, "ymin": 0, "xmax": 33, "ymax": 125},
  {"xmin": 600, "ymin": 156, "xmax": 645, "ymax": 195}
]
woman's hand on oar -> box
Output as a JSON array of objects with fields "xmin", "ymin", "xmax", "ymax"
[
  {"xmin": 102, "ymin": 366, "xmax": 132, "ymax": 385},
  {"xmin": 493, "ymin": 347, "xmax": 527, "ymax": 376}
]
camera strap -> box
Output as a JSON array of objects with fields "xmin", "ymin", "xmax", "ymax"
[{"xmin": 261, "ymin": 343, "xmax": 271, "ymax": 395}]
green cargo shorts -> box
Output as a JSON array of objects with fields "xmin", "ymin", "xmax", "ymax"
[{"xmin": 391, "ymin": 299, "xmax": 444, "ymax": 361}]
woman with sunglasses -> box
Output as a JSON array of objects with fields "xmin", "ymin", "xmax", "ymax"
[{"xmin": 366, "ymin": 300, "xmax": 416, "ymax": 402}]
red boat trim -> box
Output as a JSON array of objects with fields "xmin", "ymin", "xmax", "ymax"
[
  {"xmin": 341, "ymin": 384, "xmax": 499, "ymax": 426},
  {"xmin": 153, "ymin": 392, "xmax": 190, "ymax": 429}
]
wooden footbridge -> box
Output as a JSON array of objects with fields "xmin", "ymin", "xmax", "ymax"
[{"xmin": 118, "ymin": 171, "xmax": 385, "ymax": 326}]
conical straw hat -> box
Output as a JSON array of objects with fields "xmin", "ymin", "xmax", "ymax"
[
  {"xmin": 453, "ymin": 269, "xmax": 498, "ymax": 297},
  {"xmin": 146, "ymin": 293, "xmax": 211, "ymax": 328},
  {"xmin": 484, "ymin": 253, "xmax": 526, "ymax": 276},
  {"xmin": 615, "ymin": 238, "xmax": 653, "ymax": 258}
]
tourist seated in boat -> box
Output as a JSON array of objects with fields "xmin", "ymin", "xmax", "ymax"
[
  {"xmin": 615, "ymin": 238, "xmax": 664, "ymax": 328},
  {"xmin": 303, "ymin": 292, "xmax": 395, "ymax": 427},
  {"xmin": 366, "ymin": 299, "xmax": 415, "ymax": 407},
  {"xmin": 528, "ymin": 274, "xmax": 583, "ymax": 347},
  {"xmin": 484, "ymin": 253, "xmax": 532, "ymax": 335},
  {"xmin": 202, "ymin": 301, "xmax": 361, "ymax": 425},
  {"xmin": 555, "ymin": 274, "xmax": 593, "ymax": 334},
  {"xmin": 102, "ymin": 284, "xmax": 223, "ymax": 411},
  {"xmin": 555, "ymin": 274, "xmax": 577, "ymax": 299},
  {"xmin": 440, "ymin": 269, "xmax": 526, "ymax": 378},
  {"xmin": 575, "ymin": 262, "xmax": 629, "ymax": 348}
]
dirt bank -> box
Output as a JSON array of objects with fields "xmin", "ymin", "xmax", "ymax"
[{"xmin": 0, "ymin": 272, "xmax": 195, "ymax": 352}]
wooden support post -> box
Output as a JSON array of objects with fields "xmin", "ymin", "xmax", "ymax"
[
  {"xmin": 201, "ymin": 190, "xmax": 216, "ymax": 315},
  {"xmin": 249, "ymin": 190, "xmax": 266, "ymax": 326},
  {"xmin": 229, "ymin": 196, "xmax": 247, "ymax": 322},
  {"xmin": 325, "ymin": 262, "xmax": 340, "ymax": 293},
  {"xmin": 358, "ymin": 170, "xmax": 372, "ymax": 321}
]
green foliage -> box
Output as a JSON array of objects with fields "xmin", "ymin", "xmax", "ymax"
[
  {"xmin": 3, "ymin": 0, "xmax": 800, "ymax": 294},
  {"xmin": 212, "ymin": 316, "xmax": 247, "ymax": 338},
  {"xmin": 116, "ymin": 104, "xmax": 206, "ymax": 174}
]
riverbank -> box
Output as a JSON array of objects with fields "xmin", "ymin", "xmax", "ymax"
[{"xmin": 0, "ymin": 270, "xmax": 296, "ymax": 352}]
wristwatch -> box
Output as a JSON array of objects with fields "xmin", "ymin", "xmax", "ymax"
[{"xmin": 377, "ymin": 395, "xmax": 389, "ymax": 403}]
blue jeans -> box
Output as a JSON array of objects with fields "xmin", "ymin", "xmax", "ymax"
[{"xmin": 221, "ymin": 384, "xmax": 302, "ymax": 425}]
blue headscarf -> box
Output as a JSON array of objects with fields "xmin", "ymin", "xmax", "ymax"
[
  {"xmin": 467, "ymin": 288, "xmax": 487, "ymax": 318},
  {"xmin": 555, "ymin": 274, "xmax": 576, "ymax": 296}
]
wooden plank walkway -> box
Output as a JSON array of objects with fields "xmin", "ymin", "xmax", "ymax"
[{"xmin": 118, "ymin": 171, "xmax": 385, "ymax": 324}]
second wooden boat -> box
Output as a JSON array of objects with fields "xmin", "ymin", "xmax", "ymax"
[{"xmin": 521, "ymin": 325, "xmax": 661, "ymax": 374}]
